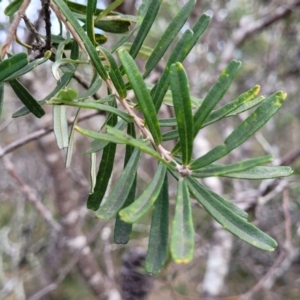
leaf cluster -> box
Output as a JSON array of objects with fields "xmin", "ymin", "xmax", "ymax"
[{"xmin": 0, "ymin": 0, "xmax": 293, "ymax": 274}]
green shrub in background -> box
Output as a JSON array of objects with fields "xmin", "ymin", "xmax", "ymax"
[{"xmin": 0, "ymin": 0, "xmax": 293, "ymax": 275}]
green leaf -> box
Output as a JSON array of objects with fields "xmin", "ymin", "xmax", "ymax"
[
  {"xmin": 98, "ymin": 47, "xmax": 127, "ymax": 98},
  {"xmin": 118, "ymin": 48, "xmax": 162, "ymax": 144},
  {"xmin": 9, "ymin": 79, "xmax": 45, "ymax": 118},
  {"xmin": 12, "ymin": 72, "xmax": 74, "ymax": 118},
  {"xmin": 119, "ymin": 162, "xmax": 167, "ymax": 223},
  {"xmin": 66, "ymin": 0, "xmax": 116, "ymax": 15},
  {"xmin": 225, "ymin": 91, "xmax": 287, "ymax": 152},
  {"xmin": 53, "ymin": 0, "xmax": 108, "ymax": 79},
  {"xmin": 4, "ymin": 0, "xmax": 22, "ymax": 16},
  {"xmin": 121, "ymin": 43, "xmax": 153, "ymax": 60},
  {"xmin": 171, "ymin": 177, "xmax": 194, "ymax": 263},
  {"xmin": 76, "ymin": 125, "xmax": 127, "ymax": 145},
  {"xmin": 66, "ymin": 107, "xmax": 80, "ymax": 167},
  {"xmin": 190, "ymin": 91, "xmax": 287, "ymax": 169},
  {"xmin": 93, "ymin": 17, "xmax": 132, "ymax": 33},
  {"xmin": 204, "ymin": 85, "xmax": 261, "ymax": 126},
  {"xmin": 96, "ymin": 149, "xmax": 142, "ymax": 220},
  {"xmin": 106, "ymin": 126, "xmax": 164, "ymax": 162},
  {"xmin": 5, "ymin": 52, "xmax": 51, "ymax": 81},
  {"xmin": 144, "ymin": 0, "xmax": 196, "ymax": 77},
  {"xmin": 224, "ymin": 166, "xmax": 293, "ymax": 179},
  {"xmin": 48, "ymin": 99, "xmax": 133, "ymax": 123},
  {"xmin": 86, "ymin": 0, "xmax": 97, "ymax": 45},
  {"xmin": 160, "ymin": 86, "xmax": 261, "ymax": 141},
  {"xmin": 114, "ymin": 123, "xmax": 136, "ymax": 244},
  {"xmin": 191, "ymin": 155, "xmax": 273, "ymax": 175},
  {"xmin": 129, "ymin": 0, "xmax": 161, "ymax": 59},
  {"xmin": 170, "ymin": 170, "xmax": 247, "ymax": 219},
  {"xmin": 145, "ymin": 172, "xmax": 169, "ymax": 275},
  {"xmin": 87, "ymin": 106, "xmax": 118, "ymax": 210},
  {"xmin": 95, "ymin": 0, "xmax": 124, "ymax": 22},
  {"xmin": 0, "ymin": 82, "xmax": 3, "ymax": 119},
  {"xmin": 151, "ymin": 29, "xmax": 194, "ymax": 112},
  {"xmin": 74, "ymin": 75, "xmax": 102, "ymax": 100},
  {"xmin": 170, "ymin": 62, "xmax": 193, "ymax": 165},
  {"xmin": 193, "ymin": 60, "xmax": 242, "ymax": 133},
  {"xmin": 0, "ymin": 53, "xmax": 28, "ymax": 82},
  {"xmin": 53, "ymin": 105, "xmax": 69, "ymax": 149},
  {"xmin": 87, "ymin": 119, "xmax": 127, "ymax": 153},
  {"xmin": 226, "ymin": 96, "xmax": 265, "ymax": 117},
  {"xmin": 186, "ymin": 177, "xmax": 278, "ymax": 251},
  {"xmin": 172, "ymin": 60, "xmax": 241, "ymax": 155}
]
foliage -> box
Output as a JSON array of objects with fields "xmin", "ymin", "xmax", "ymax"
[{"xmin": 0, "ymin": 0, "xmax": 293, "ymax": 275}]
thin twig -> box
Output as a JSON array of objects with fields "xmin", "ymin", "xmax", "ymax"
[
  {"xmin": 1, "ymin": 155, "xmax": 62, "ymax": 233},
  {"xmin": 42, "ymin": 0, "xmax": 52, "ymax": 50},
  {"xmin": 1, "ymin": 0, "xmax": 31, "ymax": 58}
]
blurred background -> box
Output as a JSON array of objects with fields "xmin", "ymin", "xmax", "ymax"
[{"xmin": 0, "ymin": 0, "xmax": 300, "ymax": 299}]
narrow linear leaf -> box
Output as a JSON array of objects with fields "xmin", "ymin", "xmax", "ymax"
[
  {"xmin": 96, "ymin": 149, "xmax": 142, "ymax": 220},
  {"xmin": 4, "ymin": 0, "xmax": 23, "ymax": 16},
  {"xmin": 66, "ymin": 0, "xmax": 119, "ymax": 15},
  {"xmin": 145, "ymin": 172, "xmax": 169, "ymax": 275},
  {"xmin": 75, "ymin": 125, "xmax": 126, "ymax": 145},
  {"xmin": 0, "ymin": 82, "xmax": 3, "ymax": 119},
  {"xmin": 106, "ymin": 126, "xmax": 164, "ymax": 162},
  {"xmin": 122, "ymin": 43, "xmax": 153, "ymax": 60},
  {"xmin": 5, "ymin": 52, "xmax": 51, "ymax": 81},
  {"xmin": 151, "ymin": 29, "xmax": 194, "ymax": 111},
  {"xmin": 87, "ymin": 141, "xmax": 116, "ymax": 209},
  {"xmin": 53, "ymin": 105, "xmax": 69, "ymax": 149},
  {"xmin": 98, "ymin": 47, "xmax": 127, "ymax": 98},
  {"xmin": 70, "ymin": 39, "xmax": 80, "ymax": 60},
  {"xmin": 189, "ymin": 13, "xmax": 211, "ymax": 53},
  {"xmin": 170, "ymin": 169, "xmax": 247, "ymax": 219},
  {"xmin": 12, "ymin": 72, "xmax": 74, "ymax": 118},
  {"xmin": 205, "ymin": 85, "xmax": 261, "ymax": 126},
  {"xmin": 171, "ymin": 177, "xmax": 194, "ymax": 263},
  {"xmin": 129, "ymin": 0, "xmax": 161, "ymax": 59},
  {"xmin": 86, "ymin": 0, "xmax": 97, "ymax": 45},
  {"xmin": 95, "ymin": 0, "xmax": 124, "ymax": 22},
  {"xmin": 172, "ymin": 60, "xmax": 241, "ymax": 154},
  {"xmin": 53, "ymin": 0, "xmax": 108, "ymax": 79},
  {"xmin": 144, "ymin": 0, "xmax": 196, "ymax": 77},
  {"xmin": 87, "ymin": 119, "xmax": 127, "ymax": 153},
  {"xmin": 0, "ymin": 53, "xmax": 28, "ymax": 82},
  {"xmin": 90, "ymin": 152, "xmax": 97, "ymax": 193},
  {"xmin": 193, "ymin": 60, "xmax": 242, "ymax": 133},
  {"xmin": 87, "ymin": 101, "xmax": 117, "ymax": 207},
  {"xmin": 186, "ymin": 177, "xmax": 278, "ymax": 251},
  {"xmin": 74, "ymin": 75, "xmax": 102, "ymax": 100},
  {"xmin": 114, "ymin": 123, "xmax": 136, "ymax": 244},
  {"xmin": 224, "ymin": 91, "xmax": 287, "ymax": 152},
  {"xmin": 191, "ymin": 91, "xmax": 287, "ymax": 169},
  {"xmin": 224, "ymin": 166, "xmax": 293, "ymax": 179},
  {"xmin": 9, "ymin": 79, "xmax": 45, "ymax": 118},
  {"xmin": 161, "ymin": 86, "xmax": 261, "ymax": 141},
  {"xmin": 191, "ymin": 155, "xmax": 273, "ymax": 175},
  {"xmin": 48, "ymin": 99, "xmax": 133, "ymax": 123},
  {"xmin": 93, "ymin": 18, "xmax": 132, "ymax": 34},
  {"xmin": 119, "ymin": 162, "xmax": 167, "ymax": 223},
  {"xmin": 226, "ymin": 96, "xmax": 265, "ymax": 117},
  {"xmin": 170, "ymin": 62, "xmax": 193, "ymax": 165},
  {"xmin": 118, "ymin": 48, "xmax": 162, "ymax": 144},
  {"xmin": 66, "ymin": 108, "xmax": 80, "ymax": 167}
]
